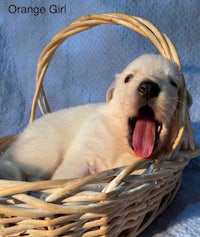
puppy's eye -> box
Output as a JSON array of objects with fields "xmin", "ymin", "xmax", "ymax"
[
  {"xmin": 169, "ymin": 79, "xmax": 177, "ymax": 88},
  {"xmin": 124, "ymin": 74, "xmax": 134, "ymax": 83}
]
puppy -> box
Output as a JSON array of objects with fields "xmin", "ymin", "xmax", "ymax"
[{"xmin": 0, "ymin": 54, "xmax": 186, "ymax": 181}]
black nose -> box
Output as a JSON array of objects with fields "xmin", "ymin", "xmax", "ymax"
[{"xmin": 138, "ymin": 80, "xmax": 160, "ymax": 100}]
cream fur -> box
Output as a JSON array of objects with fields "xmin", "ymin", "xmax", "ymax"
[{"xmin": 0, "ymin": 54, "xmax": 186, "ymax": 180}]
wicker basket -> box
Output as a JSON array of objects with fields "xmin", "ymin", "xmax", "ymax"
[{"xmin": 0, "ymin": 13, "xmax": 200, "ymax": 237}]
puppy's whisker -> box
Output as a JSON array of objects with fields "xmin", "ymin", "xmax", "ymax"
[{"xmin": 177, "ymin": 98, "xmax": 187, "ymax": 107}]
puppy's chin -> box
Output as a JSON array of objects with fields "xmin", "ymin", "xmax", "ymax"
[{"xmin": 128, "ymin": 105, "xmax": 172, "ymax": 159}]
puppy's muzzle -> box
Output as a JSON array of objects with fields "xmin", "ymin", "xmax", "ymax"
[
  {"xmin": 138, "ymin": 80, "xmax": 160, "ymax": 101},
  {"xmin": 128, "ymin": 80, "xmax": 162, "ymax": 159}
]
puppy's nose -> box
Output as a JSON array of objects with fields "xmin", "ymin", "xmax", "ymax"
[{"xmin": 138, "ymin": 80, "xmax": 160, "ymax": 100}]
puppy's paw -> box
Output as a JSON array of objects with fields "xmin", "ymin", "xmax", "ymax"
[{"xmin": 0, "ymin": 160, "xmax": 24, "ymax": 180}]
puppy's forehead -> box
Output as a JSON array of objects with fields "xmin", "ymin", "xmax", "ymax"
[{"xmin": 122, "ymin": 54, "xmax": 181, "ymax": 84}]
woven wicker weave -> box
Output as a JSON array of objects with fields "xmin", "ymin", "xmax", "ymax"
[{"xmin": 0, "ymin": 13, "xmax": 200, "ymax": 237}]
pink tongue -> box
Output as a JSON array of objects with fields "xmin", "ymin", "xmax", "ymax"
[{"xmin": 132, "ymin": 114, "xmax": 156, "ymax": 158}]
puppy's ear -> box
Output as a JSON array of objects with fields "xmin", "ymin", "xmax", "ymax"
[
  {"xmin": 187, "ymin": 90, "xmax": 192, "ymax": 108},
  {"xmin": 106, "ymin": 83, "xmax": 115, "ymax": 102},
  {"xmin": 106, "ymin": 77, "xmax": 118, "ymax": 102}
]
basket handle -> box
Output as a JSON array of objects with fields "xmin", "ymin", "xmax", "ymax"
[
  {"xmin": 29, "ymin": 13, "xmax": 182, "ymax": 122},
  {"xmin": 29, "ymin": 13, "xmax": 195, "ymax": 158}
]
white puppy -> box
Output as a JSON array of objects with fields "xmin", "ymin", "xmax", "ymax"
[{"xmin": 0, "ymin": 54, "xmax": 185, "ymax": 181}]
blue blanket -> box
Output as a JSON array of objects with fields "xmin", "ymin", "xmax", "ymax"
[{"xmin": 1, "ymin": 1, "xmax": 200, "ymax": 236}]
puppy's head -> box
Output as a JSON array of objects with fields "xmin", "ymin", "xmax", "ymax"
[{"xmin": 107, "ymin": 54, "xmax": 190, "ymax": 158}]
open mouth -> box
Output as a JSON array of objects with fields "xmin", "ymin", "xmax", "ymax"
[{"xmin": 128, "ymin": 105, "xmax": 162, "ymax": 158}]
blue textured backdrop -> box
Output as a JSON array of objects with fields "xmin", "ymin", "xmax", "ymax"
[{"xmin": 1, "ymin": 1, "xmax": 200, "ymax": 236}]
